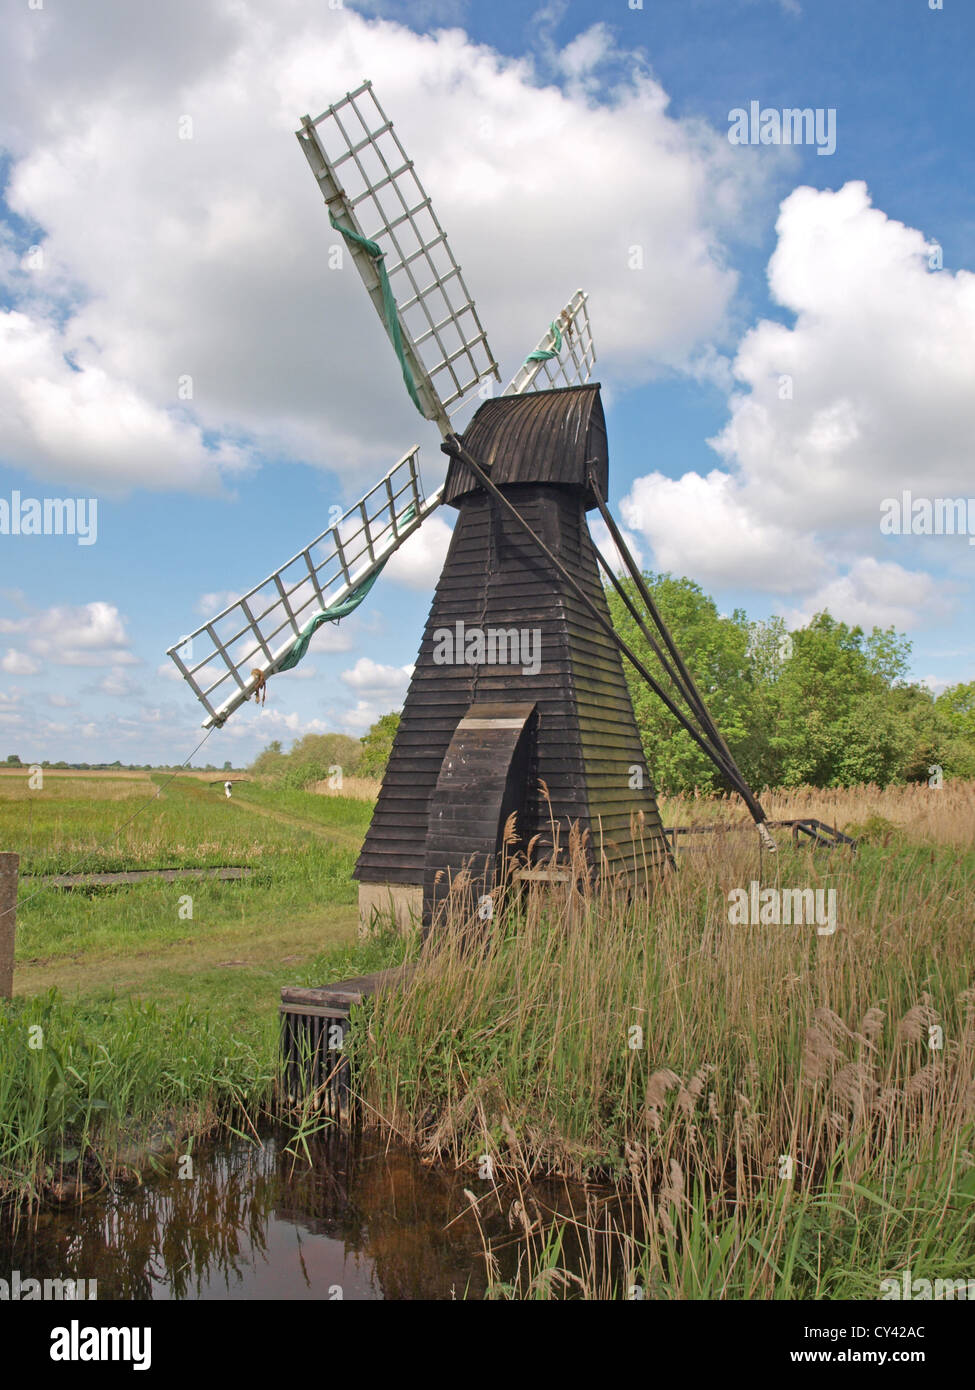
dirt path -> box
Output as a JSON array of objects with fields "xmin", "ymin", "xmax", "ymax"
[
  {"xmin": 228, "ymin": 795, "xmax": 366, "ymax": 849},
  {"xmin": 14, "ymin": 903, "xmax": 359, "ymax": 1002}
]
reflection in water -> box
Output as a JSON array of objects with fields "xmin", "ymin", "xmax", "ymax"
[{"xmin": 0, "ymin": 1129, "xmax": 591, "ymax": 1300}]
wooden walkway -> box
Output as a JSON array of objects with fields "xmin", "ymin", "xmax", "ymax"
[{"xmin": 26, "ymin": 866, "xmax": 253, "ymax": 888}]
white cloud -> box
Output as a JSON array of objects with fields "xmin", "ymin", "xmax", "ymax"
[
  {"xmin": 621, "ymin": 181, "xmax": 975, "ymax": 628},
  {"xmin": 341, "ymin": 656, "xmax": 413, "ymax": 694},
  {"xmin": 336, "ymin": 657, "xmax": 413, "ymax": 732},
  {"xmin": 0, "ymin": 310, "xmax": 247, "ymax": 493},
  {"xmin": 382, "ymin": 512, "xmax": 454, "ymax": 592},
  {"xmin": 0, "ymin": 600, "xmax": 138, "ymax": 666},
  {"xmin": 0, "ymin": 3, "xmax": 771, "ymax": 495},
  {"xmin": 780, "ymin": 558, "xmax": 947, "ymax": 632},
  {"xmin": 1, "ymin": 648, "xmax": 40, "ymax": 675},
  {"xmin": 709, "ymin": 182, "xmax": 975, "ymax": 535},
  {"xmin": 620, "ymin": 467, "xmax": 825, "ymax": 591},
  {"xmin": 93, "ymin": 667, "xmax": 144, "ymax": 698},
  {"xmin": 589, "ymin": 517, "xmax": 645, "ymax": 575},
  {"xmin": 219, "ymin": 706, "xmax": 333, "ymax": 739},
  {"xmin": 921, "ymin": 674, "xmax": 951, "ymax": 696},
  {"xmin": 338, "ymin": 698, "xmax": 400, "ymax": 734},
  {"xmin": 197, "ymin": 590, "xmax": 241, "ymax": 617}
]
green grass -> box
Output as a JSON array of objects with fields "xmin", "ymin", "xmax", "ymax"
[
  {"xmin": 9, "ymin": 776, "xmax": 366, "ymax": 963},
  {"xmin": 0, "ymin": 770, "xmax": 406, "ymax": 1207}
]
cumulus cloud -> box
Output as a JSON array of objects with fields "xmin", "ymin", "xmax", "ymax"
[
  {"xmin": 93, "ymin": 667, "xmax": 144, "ymax": 698},
  {"xmin": 0, "ymin": 601, "xmax": 137, "ymax": 666},
  {"xmin": 620, "ymin": 468, "xmax": 825, "ymax": 592},
  {"xmin": 382, "ymin": 512, "xmax": 454, "ymax": 592},
  {"xmin": 589, "ymin": 516, "xmax": 645, "ymax": 574},
  {"xmin": 0, "ymin": 2, "xmax": 771, "ymax": 495},
  {"xmin": 1, "ymin": 648, "xmax": 40, "ymax": 675},
  {"xmin": 621, "ymin": 181, "xmax": 975, "ymax": 628},
  {"xmin": 0, "ymin": 311, "xmax": 247, "ymax": 493},
  {"xmin": 219, "ymin": 706, "xmax": 334, "ymax": 739},
  {"xmin": 196, "ymin": 590, "xmax": 241, "ymax": 617},
  {"xmin": 709, "ymin": 181, "xmax": 975, "ymax": 533},
  {"xmin": 779, "ymin": 558, "xmax": 949, "ymax": 633},
  {"xmin": 341, "ymin": 656, "xmax": 413, "ymax": 694}
]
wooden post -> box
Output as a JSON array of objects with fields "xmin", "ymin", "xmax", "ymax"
[{"xmin": 0, "ymin": 853, "xmax": 18, "ymax": 1000}]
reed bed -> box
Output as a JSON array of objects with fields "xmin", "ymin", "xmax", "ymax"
[
  {"xmin": 356, "ymin": 794, "xmax": 975, "ymax": 1297},
  {"xmin": 661, "ymin": 778, "xmax": 975, "ymax": 848},
  {"xmin": 308, "ymin": 776, "xmax": 382, "ymax": 802}
]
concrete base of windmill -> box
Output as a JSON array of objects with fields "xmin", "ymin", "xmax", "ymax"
[{"xmin": 358, "ymin": 882, "xmax": 422, "ymax": 938}]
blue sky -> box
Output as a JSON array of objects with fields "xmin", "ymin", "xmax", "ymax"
[{"xmin": 0, "ymin": 0, "xmax": 972, "ymax": 766}]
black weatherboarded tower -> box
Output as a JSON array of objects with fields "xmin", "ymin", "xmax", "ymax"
[{"xmin": 354, "ymin": 384, "xmax": 673, "ymax": 930}]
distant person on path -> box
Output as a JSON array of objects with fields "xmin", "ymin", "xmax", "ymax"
[{"xmin": 224, "ymin": 781, "xmax": 233, "ymax": 799}]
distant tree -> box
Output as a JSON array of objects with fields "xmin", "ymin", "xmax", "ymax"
[
  {"xmin": 935, "ymin": 680, "xmax": 975, "ymax": 777},
  {"xmin": 223, "ymin": 760, "xmax": 233, "ymax": 771},
  {"xmin": 359, "ymin": 712, "xmax": 401, "ymax": 780},
  {"xmin": 251, "ymin": 739, "xmax": 287, "ymax": 777},
  {"xmin": 606, "ymin": 578, "xmax": 974, "ymax": 793},
  {"xmin": 605, "ymin": 573, "xmax": 763, "ymax": 794},
  {"xmin": 5, "ymin": 754, "xmax": 22, "ymax": 765}
]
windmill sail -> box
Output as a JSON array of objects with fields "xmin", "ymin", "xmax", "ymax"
[
  {"xmin": 297, "ymin": 81, "xmax": 500, "ymax": 434},
  {"xmin": 167, "ymin": 448, "xmax": 437, "ymax": 729},
  {"xmin": 503, "ymin": 289, "xmax": 596, "ymax": 396}
]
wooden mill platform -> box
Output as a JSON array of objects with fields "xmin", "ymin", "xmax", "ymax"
[{"xmin": 279, "ymin": 965, "xmax": 410, "ymax": 1114}]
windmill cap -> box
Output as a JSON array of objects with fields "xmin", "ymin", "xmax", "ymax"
[{"xmin": 444, "ymin": 383, "xmax": 608, "ymax": 511}]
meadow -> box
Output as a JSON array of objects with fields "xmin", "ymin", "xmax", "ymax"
[
  {"xmin": 0, "ymin": 769, "xmax": 972, "ymax": 1302},
  {"xmin": 0, "ymin": 769, "xmax": 387, "ymax": 1206}
]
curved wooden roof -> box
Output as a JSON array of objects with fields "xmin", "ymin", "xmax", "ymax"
[{"xmin": 444, "ymin": 383, "xmax": 608, "ymax": 510}]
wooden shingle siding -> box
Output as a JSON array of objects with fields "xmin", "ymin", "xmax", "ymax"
[{"xmin": 354, "ymin": 386, "xmax": 672, "ymax": 898}]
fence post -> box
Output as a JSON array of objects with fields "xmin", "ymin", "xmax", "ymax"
[{"xmin": 0, "ymin": 853, "xmax": 18, "ymax": 1000}]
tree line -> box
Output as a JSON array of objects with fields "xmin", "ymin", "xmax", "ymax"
[
  {"xmin": 606, "ymin": 573, "xmax": 974, "ymax": 793},
  {"xmin": 250, "ymin": 573, "xmax": 974, "ymax": 795}
]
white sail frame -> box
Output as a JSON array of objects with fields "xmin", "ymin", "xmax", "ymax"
[
  {"xmin": 503, "ymin": 289, "xmax": 596, "ymax": 396},
  {"xmin": 167, "ymin": 448, "xmax": 438, "ymax": 729},
  {"xmin": 297, "ymin": 81, "xmax": 499, "ymax": 435}
]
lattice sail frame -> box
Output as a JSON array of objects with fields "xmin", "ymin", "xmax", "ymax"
[
  {"xmin": 297, "ymin": 81, "xmax": 500, "ymax": 435},
  {"xmin": 503, "ymin": 289, "xmax": 596, "ymax": 396},
  {"xmin": 167, "ymin": 450, "xmax": 438, "ymax": 729}
]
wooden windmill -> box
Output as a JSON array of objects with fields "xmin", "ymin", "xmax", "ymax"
[{"xmin": 167, "ymin": 81, "xmax": 775, "ymax": 934}]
